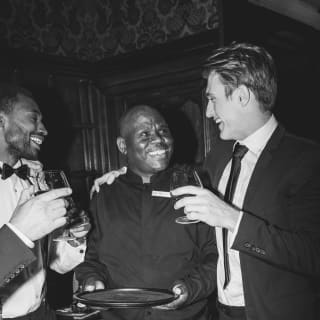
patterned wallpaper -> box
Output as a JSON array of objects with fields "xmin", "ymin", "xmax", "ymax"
[{"xmin": 0, "ymin": 0, "xmax": 219, "ymax": 62}]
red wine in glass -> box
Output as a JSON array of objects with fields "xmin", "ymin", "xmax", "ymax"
[{"xmin": 170, "ymin": 167, "xmax": 203, "ymax": 224}]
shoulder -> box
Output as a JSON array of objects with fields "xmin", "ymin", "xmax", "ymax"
[
  {"xmin": 90, "ymin": 176, "xmax": 124, "ymax": 203},
  {"xmin": 282, "ymin": 132, "xmax": 320, "ymax": 160}
]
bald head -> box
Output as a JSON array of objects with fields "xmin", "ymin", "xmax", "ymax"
[{"xmin": 119, "ymin": 105, "xmax": 165, "ymax": 138}]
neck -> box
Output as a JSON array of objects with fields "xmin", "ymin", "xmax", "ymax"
[
  {"xmin": 129, "ymin": 167, "xmax": 153, "ymax": 183},
  {"xmin": 242, "ymin": 111, "xmax": 272, "ymax": 139},
  {"xmin": 0, "ymin": 152, "xmax": 19, "ymax": 166}
]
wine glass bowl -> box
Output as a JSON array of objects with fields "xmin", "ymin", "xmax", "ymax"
[
  {"xmin": 38, "ymin": 170, "xmax": 89, "ymax": 240},
  {"xmin": 170, "ymin": 167, "xmax": 203, "ymax": 224}
]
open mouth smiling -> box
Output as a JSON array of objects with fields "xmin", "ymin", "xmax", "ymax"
[
  {"xmin": 30, "ymin": 135, "xmax": 44, "ymax": 147},
  {"xmin": 148, "ymin": 148, "xmax": 170, "ymax": 158}
]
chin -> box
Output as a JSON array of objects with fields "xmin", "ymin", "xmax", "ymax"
[
  {"xmin": 219, "ymin": 131, "xmax": 232, "ymax": 140},
  {"xmin": 151, "ymin": 161, "xmax": 169, "ymax": 172},
  {"xmin": 21, "ymin": 151, "xmax": 39, "ymax": 161}
]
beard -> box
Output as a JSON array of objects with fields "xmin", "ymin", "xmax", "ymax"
[{"xmin": 4, "ymin": 126, "xmax": 39, "ymax": 161}]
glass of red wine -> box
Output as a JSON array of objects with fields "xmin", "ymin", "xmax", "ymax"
[
  {"xmin": 170, "ymin": 167, "xmax": 203, "ymax": 224},
  {"xmin": 36, "ymin": 170, "xmax": 89, "ymax": 241}
]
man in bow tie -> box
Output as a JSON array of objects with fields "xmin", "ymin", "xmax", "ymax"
[{"xmin": 0, "ymin": 83, "xmax": 87, "ymax": 319}]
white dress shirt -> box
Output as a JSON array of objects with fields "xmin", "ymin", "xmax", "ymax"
[
  {"xmin": 216, "ymin": 115, "xmax": 278, "ymax": 306},
  {"xmin": 0, "ymin": 161, "xmax": 86, "ymax": 318},
  {"xmin": 6, "ymin": 222, "xmax": 34, "ymax": 248}
]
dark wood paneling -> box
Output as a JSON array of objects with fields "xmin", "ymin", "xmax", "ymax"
[{"xmin": 95, "ymin": 29, "xmax": 221, "ymax": 169}]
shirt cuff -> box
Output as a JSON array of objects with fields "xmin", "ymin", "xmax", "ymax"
[
  {"xmin": 6, "ymin": 222, "xmax": 35, "ymax": 248},
  {"xmin": 230, "ymin": 210, "xmax": 244, "ymax": 246}
]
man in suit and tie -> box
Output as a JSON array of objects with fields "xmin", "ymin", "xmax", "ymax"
[{"xmin": 172, "ymin": 42, "xmax": 320, "ymax": 319}]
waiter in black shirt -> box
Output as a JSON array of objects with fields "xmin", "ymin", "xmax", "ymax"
[{"xmin": 75, "ymin": 105, "xmax": 217, "ymax": 320}]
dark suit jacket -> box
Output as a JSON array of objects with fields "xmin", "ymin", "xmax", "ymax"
[
  {"xmin": 0, "ymin": 225, "xmax": 35, "ymax": 287},
  {"xmin": 203, "ymin": 124, "xmax": 320, "ymax": 320}
]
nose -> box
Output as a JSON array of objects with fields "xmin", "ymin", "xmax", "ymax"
[
  {"xmin": 152, "ymin": 130, "xmax": 163, "ymax": 142},
  {"xmin": 206, "ymin": 100, "xmax": 215, "ymax": 119},
  {"xmin": 38, "ymin": 122, "xmax": 48, "ymax": 136}
]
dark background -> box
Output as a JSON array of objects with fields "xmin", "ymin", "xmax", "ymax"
[{"xmin": 0, "ymin": 0, "xmax": 320, "ymax": 312}]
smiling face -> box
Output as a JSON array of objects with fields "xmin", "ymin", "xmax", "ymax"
[
  {"xmin": 118, "ymin": 107, "xmax": 173, "ymax": 182},
  {"xmin": 206, "ymin": 72, "xmax": 248, "ymax": 141},
  {"xmin": 1, "ymin": 93, "xmax": 48, "ymax": 163}
]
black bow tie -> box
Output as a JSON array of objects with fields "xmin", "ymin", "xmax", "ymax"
[{"xmin": 0, "ymin": 163, "xmax": 30, "ymax": 180}]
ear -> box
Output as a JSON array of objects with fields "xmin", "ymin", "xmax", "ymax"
[
  {"xmin": 235, "ymin": 85, "xmax": 250, "ymax": 106},
  {"xmin": 116, "ymin": 137, "xmax": 127, "ymax": 155}
]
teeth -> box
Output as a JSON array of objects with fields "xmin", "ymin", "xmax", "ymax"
[
  {"xmin": 31, "ymin": 136, "xmax": 43, "ymax": 145},
  {"xmin": 149, "ymin": 150, "xmax": 166, "ymax": 156}
]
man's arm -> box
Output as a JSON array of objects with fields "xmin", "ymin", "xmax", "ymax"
[
  {"xmin": 0, "ymin": 225, "xmax": 35, "ymax": 287},
  {"xmin": 49, "ymin": 213, "xmax": 91, "ymax": 274},
  {"xmin": 177, "ymin": 223, "xmax": 218, "ymax": 305},
  {"xmin": 232, "ymin": 165, "xmax": 320, "ymax": 277},
  {"xmin": 173, "ymin": 152, "xmax": 320, "ymax": 278},
  {"xmin": 1, "ymin": 187, "xmax": 72, "ymax": 286},
  {"xmin": 49, "ymin": 238, "xmax": 87, "ymax": 274},
  {"xmin": 75, "ymin": 197, "xmax": 109, "ymax": 290}
]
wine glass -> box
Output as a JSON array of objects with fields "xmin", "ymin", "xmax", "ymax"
[
  {"xmin": 36, "ymin": 170, "xmax": 90, "ymax": 241},
  {"xmin": 170, "ymin": 167, "xmax": 203, "ymax": 224}
]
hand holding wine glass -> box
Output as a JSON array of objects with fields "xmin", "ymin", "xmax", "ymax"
[
  {"xmin": 36, "ymin": 170, "xmax": 90, "ymax": 241},
  {"xmin": 170, "ymin": 167, "xmax": 203, "ymax": 224}
]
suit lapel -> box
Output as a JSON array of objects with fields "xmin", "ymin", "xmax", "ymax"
[{"xmin": 244, "ymin": 125, "xmax": 286, "ymax": 207}]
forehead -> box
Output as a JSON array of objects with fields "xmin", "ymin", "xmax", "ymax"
[
  {"xmin": 130, "ymin": 110, "xmax": 166, "ymax": 129},
  {"xmin": 12, "ymin": 93, "xmax": 41, "ymax": 115},
  {"xmin": 206, "ymin": 72, "xmax": 225, "ymax": 95}
]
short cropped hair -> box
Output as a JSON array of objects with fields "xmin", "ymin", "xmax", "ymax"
[
  {"xmin": 203, "ymin": 42, "xmax": 277, "ymax": 111},
  {"xmin": 0, "ymin": 83, "xmax": 33, "ymax": 114}
]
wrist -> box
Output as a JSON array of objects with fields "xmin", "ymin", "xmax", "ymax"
[
  {"xmin": 226, "ymin": 207, "xmax": 241, "ymax": 232},
  {"xmin": 6, "ymin": 223, "xmax": 35, "ymax": 248}
]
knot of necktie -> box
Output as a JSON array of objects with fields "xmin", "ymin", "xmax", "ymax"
[
  {"xmin": 0, "ymin": 163, "xmax": 30, "ymax": 180},
  {"xmin": 233, "ymin": 143, "xmax": 249, "ymax": 159}
]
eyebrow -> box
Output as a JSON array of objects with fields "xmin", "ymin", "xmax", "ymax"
[{"xmin": 26, "ymin": 109, "xmax": 42, "ymax": 119}]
